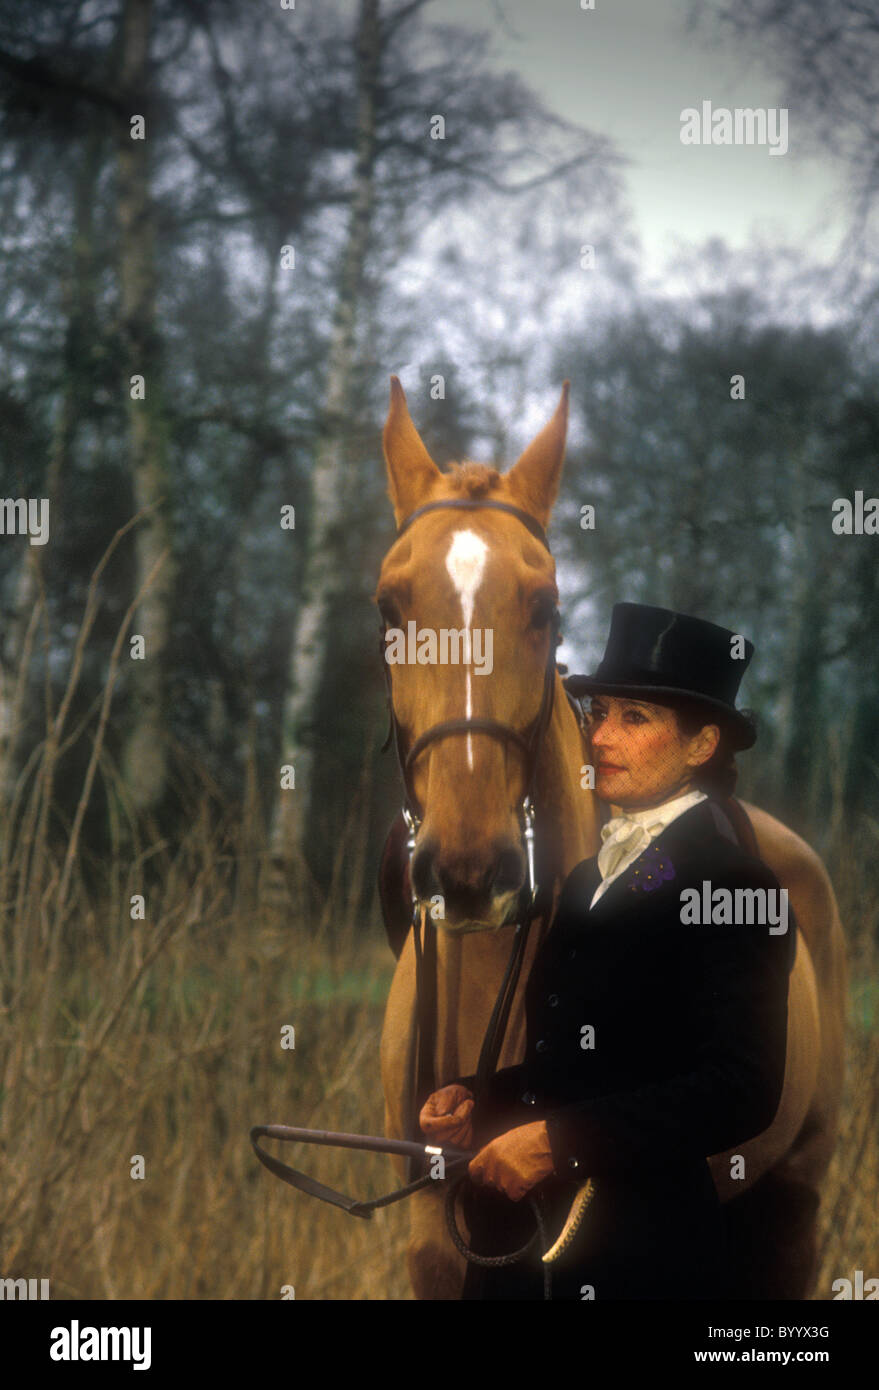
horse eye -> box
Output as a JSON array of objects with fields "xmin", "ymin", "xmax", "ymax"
[
  {"xmin": 529, "ymin": 594, "xmax": 556, "ymax": 629},
  {"xmin": 377, "ymin": 594, "xmax": 401, "ymax": 628}
]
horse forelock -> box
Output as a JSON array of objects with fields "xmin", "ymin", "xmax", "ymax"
[{"xmin": 443, "ymin": 461, "xmax": 504, "ymax": 498}]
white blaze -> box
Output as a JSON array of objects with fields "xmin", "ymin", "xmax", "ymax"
[{"xmin": 445, "ymin": 529, "xmax": 489, "ymax": 770}]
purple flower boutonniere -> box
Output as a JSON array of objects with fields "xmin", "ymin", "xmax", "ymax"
[{"xmin": 628, "ymin": 843, "xmax": 676, "ymax": 894}]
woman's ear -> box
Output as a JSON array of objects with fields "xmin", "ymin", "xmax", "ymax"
[{"xmin": 687, "ymin": 723, "xmax": 720, "ymax": 769}]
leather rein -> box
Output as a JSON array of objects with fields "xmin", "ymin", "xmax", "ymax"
[{"xmin": 251, "ymin": 498, "xmax": 581, "ymax": 1296}]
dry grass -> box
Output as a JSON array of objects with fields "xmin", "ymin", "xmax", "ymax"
[{"xmin": 0, "ymin": 780, "xmax": 414, "ymax": 1299}]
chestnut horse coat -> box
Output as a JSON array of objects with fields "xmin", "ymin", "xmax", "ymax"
[{"xmin": 454, "ymin": 799, "xmax": 795, "ymax": 1300}]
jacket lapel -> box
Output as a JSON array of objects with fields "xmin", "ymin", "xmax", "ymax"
[{"xmin": 580, "ymin": 857, "xmax": 602, "ymax": 907}]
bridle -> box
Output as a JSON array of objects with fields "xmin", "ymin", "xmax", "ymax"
[
  {"xmin": 251, "ymin": 496, "xmax": 595, "ymax": 1298},
  {"xmin": 377, "ymin": 498, "xmax": 564, "ymax": 1123}
]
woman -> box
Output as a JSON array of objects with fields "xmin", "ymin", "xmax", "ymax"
[{"xmin": 420, "ymin": 603, "xmax": 794, "ymax": 1300}]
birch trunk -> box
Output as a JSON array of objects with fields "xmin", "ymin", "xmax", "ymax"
[
  {"xmin": 268, "ymin": 0, "xmax": 380, "ymax": 878},
  {"xmin": 116, "ymin": 0, "xmax": 175, "ymax": 813}
]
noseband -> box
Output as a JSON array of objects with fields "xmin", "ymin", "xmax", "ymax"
[{"xmin": 379, "ymin": 498, "xmax": 562, "ymax": 894}]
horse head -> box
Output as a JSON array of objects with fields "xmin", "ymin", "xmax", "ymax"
[{"xmin": 377, "ymin": 376, "xmax": 572, "ymax": 933}]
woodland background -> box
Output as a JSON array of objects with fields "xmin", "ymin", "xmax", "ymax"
[{"xmin": 0, "ymin": 0, "xmax": 876, "ymax": 1299}]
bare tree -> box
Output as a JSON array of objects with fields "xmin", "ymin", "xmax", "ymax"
[
  {"xmin": 116, "ymin": 0, "xmax": 176, "ymax": 813},
  {"xmin": 696, "ymin": 2, "xmax": 879, "ymax": 273},
  {"xmin": 267, "ymin": 0, "xmax": 383, "ymax": 885}
]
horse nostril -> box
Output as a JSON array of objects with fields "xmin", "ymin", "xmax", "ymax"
[
  {"xmin": 490, "ymin": 844, "xmax": 525, "ymax": 898},
  {"xmin": 410, "ymin": 839, "xmax": 442, "ymax": 902}
]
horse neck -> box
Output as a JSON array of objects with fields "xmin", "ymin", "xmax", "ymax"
[
  {"xmin": 432, "ymin": 674, "xmax": 601, "ymax": 1081},
  {"xmin": 535, "ymin": 675, "xmax": 601, "ymax": 882}
]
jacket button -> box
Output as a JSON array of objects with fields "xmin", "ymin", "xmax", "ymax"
[
  {"xmin": 568, "ymin": 1157, "xmax": 580, "ymax": 1171},
  {"xmin": 535, "ymin": 1039, "xmax": 548, "ymax": 1053},
  {"xmin": 569, "ymin": 949, "xmax": 577, "ymax": 961},
  {"xmin": 547, "ymin": 994, "xmax": 559, "ymax": 1007},
  {"xmin": 521, "ymin": 1091, "xmax": 537, "ymax": 1106}
]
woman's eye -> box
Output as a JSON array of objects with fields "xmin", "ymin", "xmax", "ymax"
[{"xmin": 625, "ymin": 710, "xmax": 646, "ymax": 724}]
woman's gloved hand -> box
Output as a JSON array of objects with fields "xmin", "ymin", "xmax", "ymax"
[
  {"xmin": 468, "ymin": 1121, "xmax": 556, "ymax": 1201},
  {"xmin": 419, "ymin": 1083, "xmax": 475, "ymax": 1149}
]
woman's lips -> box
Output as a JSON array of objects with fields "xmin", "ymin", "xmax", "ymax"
[{"xmin": 597, "ymin": 762, "xmax": 625, "ymax": 773}]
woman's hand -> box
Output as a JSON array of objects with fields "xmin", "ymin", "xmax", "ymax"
[
  {"xmin": 468, "ymin": 1121, "xmax": 556, "ymax": 1201},
  {"xmin": 419, "ymin": 1083, "xmax": 475, "ymax": 1148}
]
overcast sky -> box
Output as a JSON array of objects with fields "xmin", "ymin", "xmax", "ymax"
[{"xmin": 391, "ymin": 0, "xmax": 847, "ymax": 286}]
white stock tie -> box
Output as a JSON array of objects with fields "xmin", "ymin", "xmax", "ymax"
[{"xmin": 596, "ymin": 814, "xmax": 666, "ymax": 884}]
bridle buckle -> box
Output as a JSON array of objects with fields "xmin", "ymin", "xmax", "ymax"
[{"xmin": 521, "ymin": 795, "xmax": 538, "ymax": 908}]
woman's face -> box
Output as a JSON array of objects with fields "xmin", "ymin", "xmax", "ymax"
[{"xmin": 589, "ymin": 695, "xmax": 719, "ymax": 810}]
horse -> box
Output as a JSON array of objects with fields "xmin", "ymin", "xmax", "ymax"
[{"xmin": 377, "ymin": 376, "xmax": 847, "ymax": 1301}]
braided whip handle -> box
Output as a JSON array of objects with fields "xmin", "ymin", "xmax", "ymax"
[{"xmin": 443, "ymin": 1175, "xmax": 596, "ymax": 1300}]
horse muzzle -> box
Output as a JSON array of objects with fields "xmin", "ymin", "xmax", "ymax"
[{"xmin": 410, "ymin": 833, "xmax": 527, "ymax": 932}]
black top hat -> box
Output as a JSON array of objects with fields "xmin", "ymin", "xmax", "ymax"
[{"xmin": 565, "ymin": 603, "xmax": 757, "ymax": 750}]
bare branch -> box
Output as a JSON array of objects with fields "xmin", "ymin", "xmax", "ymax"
[{"xmin": 0, "ymin": 45, "xmax": 126, "ymax": 119}]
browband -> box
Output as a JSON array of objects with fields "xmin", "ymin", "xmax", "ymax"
[{"xmin": 396, "ymin": 499, "xmax": 550, "ymax": 551}]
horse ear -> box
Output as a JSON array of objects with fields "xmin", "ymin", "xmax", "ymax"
[
  {"xmin": 506, "ymin": 381, "xmax": 570, "ymax": 527},
  {"xmin": 382, "ymin": 376, "xmax": 441, "ymax": 525}
]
